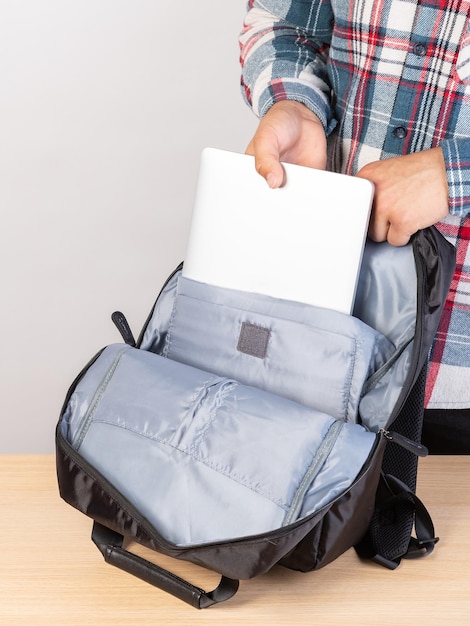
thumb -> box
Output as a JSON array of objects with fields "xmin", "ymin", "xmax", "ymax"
[
  {"xmin": 258, "ymin": 158, "xmax": 285, "ymax": 188},
  {"xmin": 246, "ymin": 138, "xmax": 285, "ymax": 188}
]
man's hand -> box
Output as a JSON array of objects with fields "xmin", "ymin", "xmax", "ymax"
[
  {"xmin": 246, "ymin": 100, "xmax": 327, "ymax": 188},
  {"xmin": 356, "ymin": 148, "xmax": 450, "ymax": 246}
]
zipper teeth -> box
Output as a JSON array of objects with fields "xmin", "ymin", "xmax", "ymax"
[
  {"xmin": 361, "ymin": 331, "xmax": 414, "ymax": 397},
  {"xmin": 72, "ymin": 347, "xmax": 128, "ymax": 450},
  {"xmin": 283, "ymin": 420, "xmax": 344, "ymax": 526},
  {"xmin": 387, "ymin": 244, "xmax": 427, "ymax": 423},
  {"xmin": 136, "ymin": 264, "xmax": 183, "ymax": 348}
]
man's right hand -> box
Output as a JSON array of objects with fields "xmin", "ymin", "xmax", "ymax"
[{"xmin": 246, "ymin": 100, "xmax": 328, "ymax": 188}]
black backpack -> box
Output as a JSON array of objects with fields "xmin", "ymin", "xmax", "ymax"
[{"xmin": 56, "ymin": 227, "xmax": 455, "ymax": 608}]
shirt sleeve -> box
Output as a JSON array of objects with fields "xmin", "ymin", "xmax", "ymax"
[
  {"xmin": 239, "ymin": 1, "xmax": 336, "ymax": 133},
  {"xmin": 440, "ymin": 137, "xmax": 470, "ymax": 217}
]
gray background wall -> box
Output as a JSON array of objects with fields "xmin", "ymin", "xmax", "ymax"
[{"xmin": 0, "ymin": 1, "xmax": 257, "ymax": 452}]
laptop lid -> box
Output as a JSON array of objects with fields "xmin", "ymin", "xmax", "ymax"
[{"xmin": 182, "ymin": 148, "xmax": 374, "ymax": 314}]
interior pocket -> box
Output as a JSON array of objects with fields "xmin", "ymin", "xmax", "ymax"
[
  {"xmin": 63, "ymin": 344, "xmax": 376, "ymax": 546},
  {"xmin": 162, "ymin": 277, "xmax": 395, "ymax": 422}
]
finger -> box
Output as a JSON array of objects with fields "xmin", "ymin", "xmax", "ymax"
[
  {"xmin": 246, "ymin": 136, "xmax": 285, "ymax": 188},
  {"xmin": 367, "ymin": 211, "xmax": 389, "ymax": 243},
  {"xmin": 368, "ymin": 215, "xmax": 412, "ymax": 247},
  {"xmin": 259, "ymin": 160, "xmax": 285, "ymax": 188},
  {"xmin": 386, "ymin": 224, "xmax": 412, "ymax": 247}
]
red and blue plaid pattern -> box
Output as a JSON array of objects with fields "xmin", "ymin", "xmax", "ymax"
[{"xmin": 240, "ymin": 0, "xmax": 470, "ymax": 407}]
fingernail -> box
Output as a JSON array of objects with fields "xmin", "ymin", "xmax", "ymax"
[{"xmin": 267, "ymin": 173, "xmax": 277, "ymax": 188}]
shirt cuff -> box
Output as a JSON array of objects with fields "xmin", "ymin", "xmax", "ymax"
[
  {"xmin": 255, "ymin": 79, "xmax": 337, "ymax": 136},
  {"xmin": 440, "ymin": 137, "xmax": 470, "ymax": 216}
]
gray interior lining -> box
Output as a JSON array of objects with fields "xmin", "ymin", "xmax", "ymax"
[
  {"xmin": 61, "ymin": 240, "xmax": 419, "ymax": 546},
  {"xmin": 64, "ymin": 344, "xmax": 376, "ymax": 546},
  {"xmin": 139, "ymin": 241, "xmax": 418, "ymax": 431},
  {"xmin": 161, "ymin": 276, "xmax": 395, "ymax": 423}
]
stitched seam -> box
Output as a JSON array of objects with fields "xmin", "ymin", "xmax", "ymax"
[
  {"xmin": 89, "ymin": 419, "xmax": 289, "ymax": 510},
  {"xmin": 341, "ymin": 339, "xmax": 358, "ymax": 420},
  {"xmin": 162, "ymin": 293, "xmax": 178, "ymax": 358},
  {"xmin": 175, "ymin": 291, "xmax": 356, "ymax": 340},
  {"xmin": 283, "ymin": 420, "xmax": 343, "ymax": 526},
  {"xmin": 187, "ymin": 381, "xmax": 237, "ymax": 454},
  {"xmin": 73, "ymin": 347, "xmax": 128, "ymax": 450}
]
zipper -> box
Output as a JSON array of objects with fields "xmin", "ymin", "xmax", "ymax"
[
  {"xmin": 379, "ymin": 428, "xmax": 428, "ymax": 457},
  {"xmin": 71, "ymin": 346, "xmax": 129, "ymax": 450},
  {"xmin": 383, "ymin": 238, "xmax": 428, "ymax": 425},
  {"xmin": 111, "ymin": 311, "xmax": 136, "ymax": 347},
  {"xmin": 361, "ymin": 331, "xmax": 414, "ymax": 397},
  {"xmin": 111, "ymin": 263, "xmax": 183, "ymax": 349},
  {"xmin": 283, "ymin": 420, "xmax": 344, "ymax": 526},
  {"xmin": 136, "ymin": 263, "xmax": 183, "ymax": 347}
]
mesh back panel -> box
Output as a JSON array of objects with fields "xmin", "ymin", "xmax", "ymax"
[
  {"xmin": 363, "ymin": 366, "xmax": 427, "ymax": 562},
  {"xmin": 381, "ymin": 365, "xmax": 427, "ymax": 492},
  {"xmin": 364, "ymin": 492, "xmax": 416, "ymax": 561}
]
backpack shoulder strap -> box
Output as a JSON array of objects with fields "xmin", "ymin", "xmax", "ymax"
[
  {"xmin": 356, "ymin": 366, "xmax": 438, "ymax": 567},
  {"xmin": 355, "ymin": 472, "xmax": 439, "ymax": 569}
]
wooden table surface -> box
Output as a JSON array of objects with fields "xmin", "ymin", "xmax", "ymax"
[{"xmin": 1, "ymin": 454, "xmax": 469, "ymax": 625}]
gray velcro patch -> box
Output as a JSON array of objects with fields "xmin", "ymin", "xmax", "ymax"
[{"xmin": 237, "ymin": 322, "xmax": 270, "ymax": 359}]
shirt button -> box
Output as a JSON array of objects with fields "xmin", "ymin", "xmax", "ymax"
[
  {"xmin": 393, "ymin": 126, "xmax": 408, "ymax": 139},
  {"xmin": 413, "ymin": 43, "xmax": 427, "ymax": 57}
]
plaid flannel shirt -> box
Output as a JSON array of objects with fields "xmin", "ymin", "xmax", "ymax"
[{"xmin": 240, "ymin": 0, "xmax": 470, "ymax": 408}]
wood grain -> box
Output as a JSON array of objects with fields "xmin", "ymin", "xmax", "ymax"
[{"xmin": 1, "ymin": 455, "xmax": 469, "ymax": 625}]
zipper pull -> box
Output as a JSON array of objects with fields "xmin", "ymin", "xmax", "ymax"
[
  {"xmin": 380, "ymin": 429, "xmax": 428, "ymax": 457},
  {"xmin": 111, "ymin": 311, "xmax": 136, "ymax": 347}
]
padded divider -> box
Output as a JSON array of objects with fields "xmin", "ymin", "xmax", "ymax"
[
  {"xmin": 63, "ymin": 344, "xmax": 376, "ymax": 546},
  {"xmin": 162, "ymin": 277, "xmax": 395, "ymax": 422}
]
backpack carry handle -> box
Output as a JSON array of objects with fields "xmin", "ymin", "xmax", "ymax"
[{"xmin": 91, "ymin": 521, "xmax": 239, "ymax": 609}]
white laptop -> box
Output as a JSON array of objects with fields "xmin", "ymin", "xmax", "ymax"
[{"xmin": 182, "ymin": 148, "xmax": 374, "ymax": 315}]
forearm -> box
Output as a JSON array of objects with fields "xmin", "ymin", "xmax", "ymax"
[
  {"xmin": 440, "ymin": 137, "xmax": 470, "ymax": 217},
  {"xmin": 239, "ymin": 1, "xmax": 334, "ymax": 131}
]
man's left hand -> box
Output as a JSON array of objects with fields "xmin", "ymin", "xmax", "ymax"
[{"xmin": 356, "ymin": 147, "xmax": 450, "ymax": 246}]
